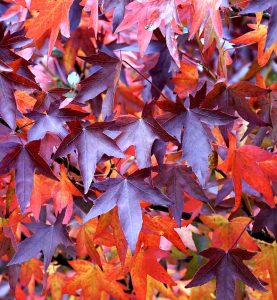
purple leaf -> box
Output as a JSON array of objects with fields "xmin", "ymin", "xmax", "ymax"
[
  {"xmin": 8, "ymin": 211, "xmax": 72, "ymax": 270},
  {"xmin": 53, "ymin": 121, "xmax": 125, "ymax": 194},
  {"xmin": 85, "ymin": 168, "xmax": 173, "ymax": 253}
]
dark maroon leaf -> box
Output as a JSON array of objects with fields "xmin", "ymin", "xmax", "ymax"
[
  {"xmin": 153, "ymin": 164, "xmax": 208, "ymax": 226},
  {"xmin": 74, "ymin": 51, "xmax": 122, "ymax": 118},
  {"xmin": 186, "ymin": 247, "xmax": 266, "ymax": 300},
  {"xmin": 53, "ymin": 121, "xmax": 124, "ymax": 194},
  {"xmin": 85, "ymin": 168, "xmax": 173, "ymax": 253},
  {"xmin": 253, "ymin": 205, "xmax": 277, "ymax": 240}
]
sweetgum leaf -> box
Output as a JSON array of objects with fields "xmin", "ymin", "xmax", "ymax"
[
  {"xmin": 8, "ymin": 211, "xmax": 72, "ymax": 270},
  {"xmin": 53, "ymin": 121, "xmax": 124, "ymax": 194},
  {"xmin": 85, "ymin": 168, "xmax": 172, "ymax": 253},
  {"xmin": 186, "ymin": 247, "xmax": 266, "ymax": 300}
]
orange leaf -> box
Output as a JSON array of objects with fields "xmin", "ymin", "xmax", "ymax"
[
  {"xmin": 26, "ymin": 0, "xmax": 73, "ymax": 55},
  {"xmin": 218, "ymin": 132, "xmax": 277, "ymax": 211},
  {"xmin": 173, "ymin": 61, "xmax": 198, "ymax": 98}
]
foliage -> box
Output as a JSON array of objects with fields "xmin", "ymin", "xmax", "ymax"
[{"xmin": 0, "ymin": 0, "xmax": 276, "ymax": 299}]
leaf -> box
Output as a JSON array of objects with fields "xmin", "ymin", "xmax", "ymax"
[
  {"xmin": 157, "ymin": 96, "xmax": 236, "ymax": 185},
  {"xmin": 186, "ymin": 247, "xmax": 266, "ymax": 300},
  {"xmin": 74, "ymin": 52, "xmax": 122, "ymax": 118},
  {"xmin": 200, "ymin": 215, "xmax": 258, "ymax": 251},
  {"xmin": 110, "ymin": 102, "xmax": 176, "ymax": 169},
  {"xmin": 241, "ymin": 0, "xmax": 277, "ymax": 49},
  {"xmin": 115, "ymin": 0, "xmax": 180, "ymax": 64},
  {"xmin": 254, "ymin": 241, "xmax": 277, "ymax": 299},
  {"xmin": 26, "ymin": 0, "xmax": 74, "ymax": 55},
  {"xmin": 53, "ymin": 120, "xmax": 124, "ymax": 194},
  {"xmin": 218, "ymin": 132, "xmax": 277, "ymax": 211},
  {"xmin": 0, "ymin": 140, "xmax": 58, "ymax": 212},
  {"xmin": 252, "ymin": 205, "xmax": 277, "ymax": 240},
  {"xmin": 47, "ymin": 272, "xmax": 66, "ymax": 300},
  {"xmin": 63, "ymin": 260, "xmax": 126, "ymax": 299},
  {"xmin": 85, "ymin": 168, "xmax": 172, "ymax": 253},
  {"xmin": 8, "ymin": 211, "xmax": 72, "ymax": 270},
  {"xmin": 231, "ymin": 23, "xmax": 277, "ymax": 67},
  {"xmin": 130, "ymin": 247, "xmax": 176, "ymax": 300},
  {"xmin": 172, "ymin": 61, "xmax": 199, "ymax": 98},
  {"xmin": 143, "ymin": 214, "xmax": 188, "ymax": 253},
  {"xmin": 80, "ymin": 0, "xmax": 99, "ymax": 36},
  {"xmin": 203, "ymin": 81, "xmax": 269, "ymax": 126},
  {"xmin": 153, "ymin": 164, "xmax": 208, "ymax": 226},
  {"xmin": 26, "ymin": 103, "xmax": 88, "ymax": 141},
  {"xmin": 76, "ymin": 218, "xmax": 102, "ymax": 266}
]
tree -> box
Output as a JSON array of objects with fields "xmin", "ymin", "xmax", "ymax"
[{"xmin": 0, "ymin": 0, "xmax": 276, "ymax": 299}]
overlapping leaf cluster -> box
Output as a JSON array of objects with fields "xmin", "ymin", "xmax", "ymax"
[{"xmin": 0, "ymin": 0, "xmax": 276, "ymax": 299}]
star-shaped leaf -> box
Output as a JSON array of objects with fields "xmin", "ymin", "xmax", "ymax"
[
  {"xmin": 53, "ymin": 120, "xmax": 125, "ymax": 194},
  {"xmin": 26, "ymin": 103, "xmax": 88, "ymax": 141},
  {"xmin": 153, "ymin": 164, "xmax": 208, "ymax": 226},
  {"xmin": 157, "ymin": 96, "xmax": 236, "ymax": 185},
  {"xmin": 241, "ymin": 0, "xmax": 277, "ymax": 49},
  {"xmin": 218, "ymin": 132, "xmax": 277, "ymax": 211},
  {"xmin": 0, "ymin": 140, "xmax": 58, "ymax": 212},
  {"xmin": 63, "ymin": 260, "xmax": 126, "ymax": 299},
  {"xmin": 26, "ymin": 0, "xmax": 74, "ymax": 55},
  {"xmin": 186, "ymin": 247, "xmax": 266, "ymax": 300},
  {"xmin": 110, "ymin": 102, "xmax": 176, "ymax": 169},
  {"xmin": 85, "ymin": 168, "xmax": 172, "ymax": 253},
  {"xmin": 74, "ymin": 52, "xmax": 122, "ymax": 118},
  {"xmin": 8, "ymin": 211, "xmax": 72, "ymax": 270}
]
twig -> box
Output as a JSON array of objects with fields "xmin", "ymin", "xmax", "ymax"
[{"xmin": 122, "ymin": 60, "xmax": 169, "ymax": 101}]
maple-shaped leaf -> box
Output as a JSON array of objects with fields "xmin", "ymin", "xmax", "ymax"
[
  {"xmin": 172, "ymin": 61, "xmax": 199, "ymax": 98},
  {"xmin": 143, "ymin": 214, "xmax": 188, "ymax": 253},
  {"xmin": 76, "ymin": 218, "xmax": 102, "ymax": 266},
  {"xmin": 47, "ymin": 272, "xmax": 66, "ymax": 300},
  {"xmin": 146, "ymin": 277, "xmax": 178, "ymax": 300},
  {"xmin": 8, "ymin": 211, "xmax": 72, "ymax": 270},
  {"xmin": 157, "ymin": 96, "xmax": 236, "ymax": 185},
  {"xmin": 0, "ymin": 59, "xmax": 40, "ymax": 129},
  {"xmin": 85, "ymin": 168, "xmax": 172, "ymax": 253},
  {"xmin": 26, "ymin": 0, "xmax": 74, "ymax": 55},
  {"xmin": 32, "ymin": 88, "xmax": 69, "ymax": 113},
  {"xmin": 110, "ymin": 102, "xmax": 176, "ymax": 169},
  {"xmin": 0, "ymin": 140, "xmax": 58, "ymax": 212},
  {"xmin": 203, "ymin": 81, "xmax": 269, "ymax": 127},
  {"xmin": 186, "ymin": 247, "xmax": 266, "ymax": 300},
  {"xmin": 241, "ymin": 0, "xmax": 277, "ymax": 49},
  {"xmin": 231, "ymin": 24, "xmax": 277, "ymax": 67},
  {"xmin": 63, "ymin": 260, "xmax": 126, "ymax": 299},
  {"xmin": 74, "ymin": 52, "xmax": 122, "ymax": 118},
  {"xmin": 53, "ymin": 121, "xmax": 124, "ymax": 194},
  {"xmin": 153, "ymin": 164, "xmax": 208, "ymax": 226},
  {"xmin": 253, "ymin": 205, "xmax": 277, "ymax": 240},
  {"xmin": 130, "ymin": 246, "xmax": 176, "ymax": 300},
  {"xmin": 254, "ymin": 241, "xmax": 277, "ymax": 299},
  {"xmin": 26, "ymin": 103, "xmax": 88, "ymax": 141},
  {"xmin": 201, "ymin": 215, "xmax": 258, "ymax": 251},
  {"xmin": 218, "ymin": 132, "xmax": 277, "ymax": 211},
  {"xmin": 115, "ymin": 0, "xmax": 180, "ymax": 63}
]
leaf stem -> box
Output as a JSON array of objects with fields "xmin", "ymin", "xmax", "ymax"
[
  {"xmin": 230, "ymin": 220, "xmax": 252, "ymax": 249},
  {"xmin": 122, "ymin": 60, "xmax": 169, "ymax": 101}
]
